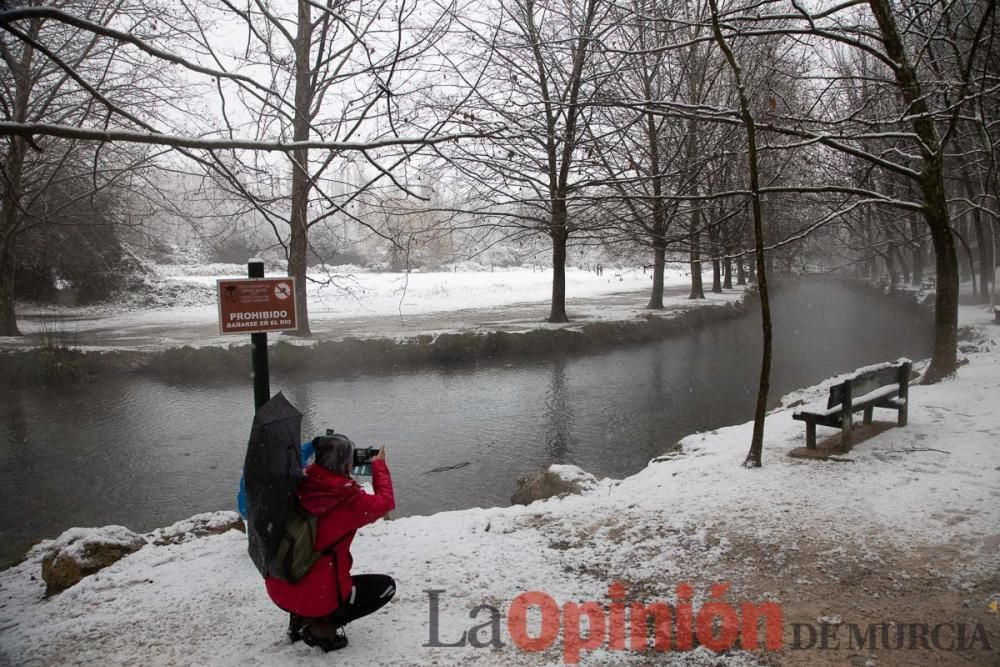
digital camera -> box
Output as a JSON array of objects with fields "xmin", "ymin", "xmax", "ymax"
[{"xmin": 352, "ymin": 447, "xmax": 378, "ymax": 477}]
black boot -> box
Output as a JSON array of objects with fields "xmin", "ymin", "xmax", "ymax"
[
  {"xmin": 300, "ymin": 619, "xmax": 348, "ymax": 652},
  {"xmin": 287, "ymin": 614, "xmax": 305, "ymax": 643}
]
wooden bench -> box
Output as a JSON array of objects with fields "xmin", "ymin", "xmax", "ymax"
[{"xmin": 792, "ymin": 360, "xmax": 912, "ymax": 452}]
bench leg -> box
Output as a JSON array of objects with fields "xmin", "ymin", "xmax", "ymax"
[
  {"xmin": 806, "ymin": 422, "xmax": 816, "ymax": 450},
  {"xmin": 898, "ymin": 403, "xmax": 907, "ymax": 427},
  {"xmin": 863, "ymin": 406, "xmax": 873, "ymax": 424},
  {"xmin": 841, "ymin": 412, "xmax": 853, "ymax": 452}
]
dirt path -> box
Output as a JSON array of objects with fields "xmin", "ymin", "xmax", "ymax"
[
  {"xmin": 527, "ymin": 502, "xmax": 1000, "ymax": 666},
  {"xmin": 720, "ymin": 532, "xmax": 1000, "ymax": 666}
]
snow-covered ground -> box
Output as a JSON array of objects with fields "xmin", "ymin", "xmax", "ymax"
[
  {"xmin": 153, "ymin": 263, "xmax": 680, "ymax": 317},
  {"xmin": 1, "ymin": 304, "xmax": 998, "ymax": 666},
  {"xmin": 2, "ymin": 264, "xmax": 735, "ymax": 351}
]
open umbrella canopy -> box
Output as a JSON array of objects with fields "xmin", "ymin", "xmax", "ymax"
[{"xmin": 243, "ymin": 392, "xmax": 303, "ymax": 578}]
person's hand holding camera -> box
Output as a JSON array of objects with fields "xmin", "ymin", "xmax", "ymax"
[{"xmin": 374, "ymin": 447, "xmax": 386, "ymax": 462}]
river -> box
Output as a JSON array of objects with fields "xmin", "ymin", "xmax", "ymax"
[{"xmin": 0, "ymin": 281, "xmax": 932, "ymax": 568}]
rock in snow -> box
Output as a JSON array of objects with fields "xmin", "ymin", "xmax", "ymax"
[
  {"xmin": 147, "ymin": 511, "xmax": 245, "ymax": 546},
  {"xmin": 34, "ymin": 526, "xmax": 147, "ymax": 596},
  {"xmin": 510, "ymin": 464, "xmax": 600, "ymax": 505},
  {"xmin": 30, "ymin": 512, "xmax": 245, "ymax": 595}
]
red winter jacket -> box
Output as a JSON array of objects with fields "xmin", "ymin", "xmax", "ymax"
[{"xmin": 264, "ymin": 459, "xmax": 394, "ymax": 618}]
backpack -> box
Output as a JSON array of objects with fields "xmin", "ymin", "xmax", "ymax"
[
  {"xmin": 269, "ymin": 503, "xmax": 321, "ymax": 583},
  {"xmin": 268, "ymin": 500, "xmax": 353, "ymax": 585}
]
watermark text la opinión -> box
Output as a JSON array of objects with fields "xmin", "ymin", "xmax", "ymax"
[
  {"xmin": 424, "ymin": 582, "xmax": 781, "ymax": 664},
  {"xmin": 424, "ymin": 583, "xmax": 994, "ymax": 664}
]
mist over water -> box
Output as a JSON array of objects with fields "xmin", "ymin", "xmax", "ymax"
[{"xmin": 0, "ymin": 281, "xmax": 932, "ymax": 568}]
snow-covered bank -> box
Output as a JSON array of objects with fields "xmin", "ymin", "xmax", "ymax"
[
  {"xmin": 1, "ymin": 305, "xmax": 997, "ymax": 666},
  {"xmin": 0, "ymin": 289, "xmax": 748, "ymax": 384},
  {"xmin": 1, "ymin": 265, "xmax": 747, "ymax": 384},
  {"xmin": 3, "ymin": 265, "xmax": 714, "ymax": 352}
]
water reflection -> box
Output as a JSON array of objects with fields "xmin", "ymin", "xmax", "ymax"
[
  {"xmin": 543, "ymin": 359, "xmax": 573, "ymax": 464},
  {"xmin": 4, "ymin": 390, "xmax": 29, "ymax": 447}
]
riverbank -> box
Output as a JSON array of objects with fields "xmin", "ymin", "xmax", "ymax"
[
  {"xmin": 1, "ymin": 265, "xmax": 700, "ymax": 351},
  {"xmin": 0, "ymin": 272, "xmax": 748, "ymax": 384},
  {"xmin": 1, "ymin": 303, "xmax": 997, "ymax": 666}
]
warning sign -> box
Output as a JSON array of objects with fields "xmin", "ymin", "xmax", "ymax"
[{"xmin": 217, "ymin": 277, "xmax": 299, "ymax": 335}]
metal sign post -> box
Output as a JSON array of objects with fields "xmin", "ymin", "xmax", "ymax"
[
  {"xmin": 248, "ymin": 260, "xmax": 270, "ymax": 411},
  {"xmin": 216, "ymin": 259, "xmax": 299, "ymax": 412}
]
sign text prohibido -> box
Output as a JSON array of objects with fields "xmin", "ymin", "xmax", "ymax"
[{"xmin": 218, "ymin": 261, "xmax": 299, "ymax": 411}]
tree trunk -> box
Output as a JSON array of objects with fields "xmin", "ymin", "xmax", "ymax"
[
  {"xmin": 287, "ymin": 0, "xmax": 313, "ymax": 336},
  {"xmin": 287, "ymin": 211, "xmax": 310, "ymax": 335},
  {"xmin": 689, "ymin": 234, "xmax": 704, "ymax": 298},
  {"xmin": 992, "ymin": 218, "xmax": 998, "ymax": 308},
  {"xmin": 723, "ymin": 256, "xmax": 733, "ymax": 289},
  {"xmin": 923, "ymin": 191, "xmax": 959, "ymax": 382},
  {"xmin": 869, "ymin": 0, "xmax": 958, "ymax": 383},
  {"xmin": 646, "ymin": 240, "xmax": 666, "ymax": 309},
  {"xmin": 0, "ymin": 155, "xmax": 24, "ymax": 336},
  {"xmin": 0, "ymin": 240, "xmax": 19, "ymax": 336},
  {"xmin": 911, "ymin": 239, "xmax": 924, "ymax": 285},
  {"xmin": 688, "ymin": 197, "xmax": 704, "ymax": 299},
  {"xmin": 709, "ymin": 220, "xmax": 722, "ymax": 293},
  {"xmin": 953, "ymin": 224, "xmax": 977, "ymax": 296},
  {"xmin": 709, "ymin": 0, "xmax": 770, "ymax": 467},
  {"xmin": 0, "ymin": 20, "xmax": 37, "ymax": 337},
  {"xmin": 548, "ymin": 204, "xmax": 569, "ymax": 323},
  {"xmin": 643, "ymin": 82, "xmax": 666, "ymax": 310},
  {"xmin": 975, "ymin": 217, "xmax": 991, "ymax": 301},
  {"xmin": 684, "ymin": 60, "xmax": 703, "ymax": 301},
  {"xmin": 896, "ymin": 245, "xmax": 911, "ymax": 284},
  {"xmin": 884, "ymin": 247, "xmax": 899, "ymax": 289},
  {"xmin": 736, "ymin": 256, "xmax": 746, "ymax": 285},
  {"xmin": 965, "ymin": 175, "xmax": 992, "ymax": 300}
]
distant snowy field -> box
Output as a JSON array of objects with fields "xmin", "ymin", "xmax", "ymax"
[
  {"xmin": 8, "ymin": 263, "xmax": 714, "ymax": 348},
  {"xmin": 155, "ymin": 262, "xmax": 688, "ymax": 318}
]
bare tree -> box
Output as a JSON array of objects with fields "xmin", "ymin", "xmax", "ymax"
[
  {"xmin": 436, "ymin": 0, "xmax": 613, "ymax": 323},
  {"xmin": 170, "ymin": 0, "xmax": 462, "ymax": 334},
  {"xmin": 582, "ymin": 0, "xmax": 691, "ymax": 309},
  {"xmin": 0, "ymin": 0, "xmax": 169, "ymax": 335},
  {"xmin": 1, "ymin": 1, "xmax": 476, "ymax": 335},
  {"xmin": 707, "ymin": 0, "xmax": 770, "ymax": 467},
  {"xmin": 743, "ymin": 0, "xmax": 995, "ymax": 383}
]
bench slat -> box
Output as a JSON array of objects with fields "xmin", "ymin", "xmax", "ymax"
[
  {"xmin": 851, "ymin": 383, "xmax": 899, "ymax": 406},
  {"xmin": 828, "ymin": 366, "xmax": 899, "ymax": 409}
]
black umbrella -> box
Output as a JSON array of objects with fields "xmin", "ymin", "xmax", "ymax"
[{"xmin": 243, "ymin": 391, "xmax": 303, "ymax": 578}]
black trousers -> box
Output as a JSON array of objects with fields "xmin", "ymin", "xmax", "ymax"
[{"xmin": 326, "ymin": 574, "xmax": 396, "ymax": 626}]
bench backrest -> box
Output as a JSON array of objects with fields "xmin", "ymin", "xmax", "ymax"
[{"xmin": 827, "ymin": 363, "xmax": 909, "ymax": 409}]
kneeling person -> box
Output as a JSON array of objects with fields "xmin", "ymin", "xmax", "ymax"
[{"xmin": 265, "ymin": 434, "xmax": 395, "ymax": 651}]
